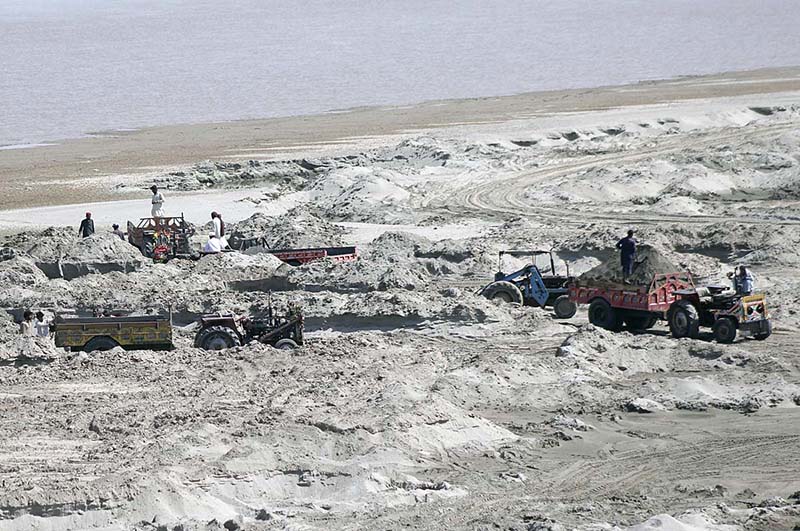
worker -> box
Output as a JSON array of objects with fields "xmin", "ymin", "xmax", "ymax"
[
  {"xmin": 19, "ymin": 311, "xmax": 35, "ymax": 336},
  {"xmin": 150, "ymin": 185, "xmax": 165, "ymax": 217},
  {"xmin": 616, "ymin": 229, "xmax": 637, "ymax": 282},
  {"xmin": 112, "ymin": 223, "xmax": 125, "ymax": 240},
  {"xmin": 34, "ymin": 311, "xmax": 50, "ymax": 338},
  {"xmin": 78, "ymin": 212, "xmax": 95, "ymax": 238},
  {"xmin": 211, "ymin": 211, "xmax": 225, "ymax": 239},
  {"xmin": 734, "ymin": 266, "xmax": 754, "ymax": 295},
  {"xmin": 202, "ymin": 233, "xmax": 224, "ymax": 253}
]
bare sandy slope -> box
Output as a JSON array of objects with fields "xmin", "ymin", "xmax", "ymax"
[
  {"xmin": 1, "ymin": 70, "xmax": 800, "ymax": 531},
  {"xmin": 2, "ymin": 66, "xmax": 800, "ymax": 210}
]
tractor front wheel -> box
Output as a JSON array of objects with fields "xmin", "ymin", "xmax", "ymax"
[
  {"xmin": 553, "ymin": 295, "xmax": 577, "ymax": 319},
  {"xmin": 197, "ymin": 326, "xmax": 241, "ymax": 351},
  {"xmin": 482, "ymin": 281, "xmax": 524, "ymax": 305},
  {"xmin": 588, "ymin": 299, "xmax": 623, "ymax": 331},
  {"xmin": 274, "ymin": 338, "xmax": 298, "ymax": 350},
  {"xmin": 712, "ymin": 317, "xmax": 737, "ymax": 344}
]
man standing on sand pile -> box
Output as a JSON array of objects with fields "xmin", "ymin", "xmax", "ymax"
[
  {"xmin": 616, "ymin": 229, "xmax": 637, "ymax": 282},
  {"xmin": 78, "ymin": 212, "xmax": 95, "ymax": 238},
  {"xmin": 150, "ymin": 185, "xmax": 165, "ymax": 217}
]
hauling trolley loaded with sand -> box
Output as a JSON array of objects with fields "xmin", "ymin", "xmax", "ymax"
[{"xmin": 568, "ymin": 246, "xmax": 772, "ymax": 343}]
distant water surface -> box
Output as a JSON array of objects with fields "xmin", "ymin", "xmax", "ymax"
[{"xmin": 1, "ymin": 0, "xmax": 799, "ymax": 146}]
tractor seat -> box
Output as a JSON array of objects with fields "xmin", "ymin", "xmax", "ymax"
[{"xmin": 695, "ymin": 287, "xmax": 711, "ymax": 297}]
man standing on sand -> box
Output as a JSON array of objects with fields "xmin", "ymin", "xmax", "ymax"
[
  {"xmin": 616, "ymin": 229, "xmax": 637, "ymax": 282},
  {"xmin": 78, "ymin": 212, "xmax": 95, "ymax": 238},
  {"xmin": 35, "ymin": 311, "xmax": 51, "ymax": 338},
  {"xmin": 211, "ymin": 211, "xmax": 225, "ymax": 239},
  {"xmin": 150, "ymin": 185, "xmax": 165, "ymax": 217},
  {"xmin": 19, "ymin": 311, "xmax": 35, "ymax": 336}
]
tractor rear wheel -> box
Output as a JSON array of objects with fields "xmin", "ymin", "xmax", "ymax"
[
  {"xmin": 553, "ymin": 295, "xmax": 577, "ymax": 319},
  {"xmin": 198, "ymin": 326, "xmax": 241, "ymax": 351},
  {"xmin": 669, "ymin": 300, "xmax": 700, "ymax": 339},
  {"xmin": 712, "ymin": 317, "xmax": 737, "ymax": 344},
  {"xmin": 274, "ymin": 338, "xmax": 298, "ymax": 350},
  {"xmin": 482, "ymin": 281, "xmax": 524, "ymax": 305},
  {"xmin": 83, "ymin": 336, "xmax": 120, "ymax": 352},
  {"xmin": 588, "ymin": 299, "xmax": 623, "ymax": 331}
]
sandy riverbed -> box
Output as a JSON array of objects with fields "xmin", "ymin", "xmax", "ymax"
[{"xmin": 1, "ymin": 68, "xmax": 799, "ymax": 530}]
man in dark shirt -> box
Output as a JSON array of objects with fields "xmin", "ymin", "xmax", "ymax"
[
  {"xmin": 616, "ymin": 229, "xmax": 637, "ymax": 281},
  {"xmin": 78, "ymin": 212, "xmax": 95, "ymax": 238}
]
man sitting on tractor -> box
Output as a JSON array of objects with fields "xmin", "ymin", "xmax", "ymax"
[{"xmin": 729, "ymin": 266, "xmax": 754, "ymax": 296}]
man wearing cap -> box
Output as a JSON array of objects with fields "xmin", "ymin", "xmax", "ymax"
[
  {"xmin": 616, "ymin": 229, "xmax": 637, "ymax": 282},
  {"xmin": 78, "ymin": 212, "xmax": 95, "ymax": 238},
  {"xmin": 150, "ymin": 185, "xmax": 165, "ymax": 217}
]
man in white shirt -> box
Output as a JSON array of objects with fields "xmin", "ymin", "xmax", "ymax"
[
  {"xmin": 211, "ymin": 211, "xmax": 224, "ymax": 238},
  {"xmin": 203, "ymin": 234, "xmax": 224, "ymax": 253},
  {"xmin": 150, "ymin": 185, "xmax": 165, "ymax": 217},
  {"xmin": 35, "ymin": 311, "xmax": 51, "ymax": 337}
]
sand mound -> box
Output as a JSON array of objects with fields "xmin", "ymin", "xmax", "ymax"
[
  {"xmin": 578, "ymin": 244, "xmax": 680, "ymax": 286},
  {"xmin": 229, "ymin": 208, "xmax": 346, "ymax": 250},
  {"xmin": 5, "ymin": 228, "xmax": 141, "ymax": 263}
]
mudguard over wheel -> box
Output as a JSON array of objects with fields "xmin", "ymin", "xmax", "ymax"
[
  {"xmin": 553, "ymin": 295, "xmax": 577, "ymax": 319},
  {"xmin": 482, "ymin": 281, "xmax": 524, "ymax": 305},
  {"xmin": 197, "ymin": 326, "xmax": 241, "ymax": 351},
  {"xmin": 712, "ymin": 317, "xmax": 737, "ymax": 344},
  {"xmin": 669, "ymin": 300, "xmax": 700, "ymax": 339},
  {"xmin": 588, "ymin": 299, "xmax": 623, "ymax": 331},
  {"xmin": 274, "ymin": 338, "xmax": 298, "ymax": 350},
  {"xmin": 83, "ymin": 336, "xmax": 120, "ymax": 352}
]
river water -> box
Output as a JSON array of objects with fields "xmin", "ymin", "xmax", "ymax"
[{"xmin": 1, "ymin": 0, "xmax": 799, "ymax": 146}]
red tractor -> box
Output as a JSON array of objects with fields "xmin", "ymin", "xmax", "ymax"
[
  {"xmin": 194, "ymin": 304, "xmax": 303, "ymax": 351},
  {"xmin": 127, "ymin": 215, "xmax": 197, "ymax": 262}
]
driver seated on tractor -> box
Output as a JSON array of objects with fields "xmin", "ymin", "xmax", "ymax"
[{"xmin": 730, "ymin": 265, "xmax": 754, "ymax": 296}]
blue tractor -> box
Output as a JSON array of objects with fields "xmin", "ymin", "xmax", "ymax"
[{"xmin": 479, "ymin": 250, "xmax": 577, "ymax": 319}]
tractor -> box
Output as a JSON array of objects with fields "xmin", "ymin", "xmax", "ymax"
[
  {"xmin": 194, "ymin": 302, "xmax": 303, "ymax": 351},
  {"xmin": 127, "ymin": 214, "xmax": 197, "ymax": 262},
  {"xmin": 668, "ymin": 286, "xmax": 771, "ymax": 343},
  {"xmin": 479, "ymin": 250, "xmax": 577, "ymax": 318}
]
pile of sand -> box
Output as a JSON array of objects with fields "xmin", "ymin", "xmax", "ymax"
[
  {"xmin": 229, "ymin": 208, "xmax": 346, "ymax": 250},
  {"xmin": 578, "ymin": 244, "xmax": 680, "ymax": 286}
]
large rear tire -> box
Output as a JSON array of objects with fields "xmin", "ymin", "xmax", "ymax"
[
  {"xmin": 588, "ymin": 299, "xmax": 623, "ymax": 331},
  {"xmin": 198, "ymin": 326, "xmax": 241, "ymax": 351},
  {"xmin": 668, "ymin": 300, "xmax": 700, "ymax": 339},
  {"xmin": 482, "ymin": 281, "xmax": 524, "ymax": 305},
  {"xmin": 553, "ymin": 295, "xmax": 577, "ymax": 319},
  {"xmin": 83, "ymin": 336, "xmax": 120, "ymax": 352},
  {"xmin": 712, "ymin": 317, "xmax": 737, "ymax": 344}
]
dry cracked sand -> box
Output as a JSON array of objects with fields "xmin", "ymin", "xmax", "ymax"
[{"xmin": 1, "ymin": 76, "xmax": 800, "ymax": 530}]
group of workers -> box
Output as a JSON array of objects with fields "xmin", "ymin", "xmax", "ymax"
[
  {"xmin": 78, "ymin": 211, "xmax": 125, "ymax": 240},
  {"xmin": 76, "ymin": 184, "xmax": 229, "ymax": 254},
  {"xmin": 19, "ymin": 310, "xmax": 51, "ymax": 337},
  {"xmin": 617, "ymin": 228, "xmax": 754, "ymax": 294}
]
